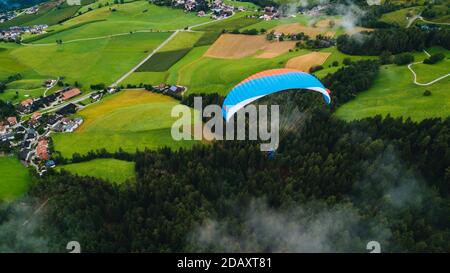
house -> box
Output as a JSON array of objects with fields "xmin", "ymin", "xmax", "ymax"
[
  {"xmin": 29, "ymin": 112, "xmax": 42, "ymax": 128},
  {"xmin": 19, "ymin": 98, "xmax": 34, "ymax": 112},
  {"xmin": 90, "ymin": 92, "xmax": 102, "ymax": 101},
  {"xmin": 7, "ymin": 116, "xmax": 17, "ymax": 126},
  {"xmin": 106, "ymin": 87, "xmax": 117, "ymax": 94},
  {"xmin": 63, "ymin": 118, "xmax": 83, "ymax": 132},
  {"xmin": 36, "ymin": 138, "xmax": 49, "ymax": 160},
  {"xmin": 21, "ymin": 140, "xmax": 31, "ymax": 149},
  {"xmin": 52, "ymin": 123, "xmax": 64, "ymax": 132},
  {"xmin": 157, "ymin": 83, "xmax": 168, "ymax": 91},
  {"xmin": 0, "ymin": 132, "xmax": 13, "ymax": 142},
  {"xmin": 0, "ymin": 123, "xmax": 7, "ymax": 135},
  {"xmin": 31, "ymin": 112, "xmax": 41, "ymax": 121},
  {"xmin": 41, "ymin": 92, "xmax": 60, "ymax": 107},
  {"xmin": 45, "ymin": 160, "xmax": 55, "ymax": 168},
  {"xmin": 166, "ymin": 85, "xmax": 186, "ymax": 95},
  {"xmin": 46, "ymin": 114, "xmax": 61, "ymax": 126},
  {"xmin": 61, "ymin": 88, "xmax": 81, "ymax": 101},
  {"xmin": 56, "ymin": 103, "xmax": 77, "ymax": 116},
  {"xmin": 43, "ymin": 79, "xmax": 56, "ymax": 88},
  {"xmin": 19, "ymin": 148, "xmax": 32, "ymax": 161},
  {"xmin": 26, "ymin": 128, "xmax": 37, "ymax": 140}
]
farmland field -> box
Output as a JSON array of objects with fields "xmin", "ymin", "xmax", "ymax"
[
  {"xmin": 124, "ymin": 45, "xmax": 210, "ymax": 86},
  {"xmin": 10, "ymin": 32, "xmax": 170, "ymax": 88},
  {"xmin": 205, "ymin": 34, "xmax": 275, "ymax": 59},
  {"xmin": 0, "ymin": 156, "xmax": 30, "ymax": 201},
  {"xmin": 57, "ymin": 158, "xmax": 136, "ymax": 184},
  {"xmin": 0, "ymin": 4, "xmax": 80, "ymax": 28},
  {"xmin": 335, "ymin": 64, "xmax": 450, "ymax": 121},
  {"xmin": 136, "ymin": 48, "xmax": 192, "ymax": 72},
  {"xmin": 27, "ymin": 2, "xmax": 212, "ymax": 43},
  {"xmin": 159, "ymin": 32, "xmax": 203, "ymax": 52},
  {"xmin": 285, "ymin": 52, "xmax": 331, "ymax": 71},
  {"xmin": 52, "ymin": 90, "xmax": 197, "ymax": 158}
]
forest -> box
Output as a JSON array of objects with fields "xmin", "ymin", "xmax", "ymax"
[
  {"xmin": 1, "ymin": 59, "xmax": 449, "ymax": 252},
  {"xmin": 337, "ymin": 28, "xmax": 450, "ymax": 55}
]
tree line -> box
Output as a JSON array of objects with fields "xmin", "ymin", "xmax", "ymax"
[
  {"xmin": 3, "ymin": 58, "xmax": 449, "ymax": 253},
  {"xmin": 337, "ymin": 28, "xmax": 450, "ymax": 55}
]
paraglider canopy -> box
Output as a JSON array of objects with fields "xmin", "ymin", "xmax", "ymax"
[{"xmin": 222, "ymin": 68, "xmax": 331, "ymax": 121}]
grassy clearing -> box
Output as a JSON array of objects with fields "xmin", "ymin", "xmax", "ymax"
[
  {"xmin": 28, "ymin": 2, "xmax": 211, "ymax": 43},
  {"xmin": 136, "ymin": 48, "xmax": 192, "ymax": 72},
  {"xmin": 413, "ymin": 59, "xmax": 450, "ymax": 83},
  {"xmin": 11, "ymin": 32, "xmax": 170, "ymax": 88},
  {"xmin": 57, "ymin": 158, "xmax": 136, "ymax": 184},
  {"xmin": 0, "ymin": 43, "xmax": 46, "ymax": 82},
  {"xmin": 0, "ymin": 87, "xmax": 47, "ymax": 104},
  {"xmin": 52, "ymin": 90, "xmax": 197, "ymax": 158},
  {"xmin": 314, "ymin": 47, "xmax": 378, "ymax": 78},
  {"xmin": 335, "ymin": 64, "xmax": 450, "ymax": 121},
  {"xmin": 0, "ymin": 156, "xmax": 30, "ymax": 201},
  {"xmin": 379, "ymin": 6, "xmax": 423, "ymax": 27}
]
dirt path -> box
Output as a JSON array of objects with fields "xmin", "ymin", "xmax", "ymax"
[
  {"xmin": 407, "ymin": 50, "xmax": 450, "ymax": 86},
  {"xmin": 112, "ymin": 13, "xmax": 236, "ymax": 87}
]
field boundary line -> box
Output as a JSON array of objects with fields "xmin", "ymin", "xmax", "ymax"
[{"xmin": 111, "ymin": 30, "xmax": 180, "ymax": 87}]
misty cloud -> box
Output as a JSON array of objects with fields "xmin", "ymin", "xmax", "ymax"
[{"xmin": 0, "ymin": 200, "xmax": 48, "ymax": 253}]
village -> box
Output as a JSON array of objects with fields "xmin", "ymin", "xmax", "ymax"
[
  {"xmin": 0, "ymin": 24, "xmax": 48, "ymax": 41},
  {"xmin": 0, "ymin": 78, "xmax": 188, "ymax": 176}
]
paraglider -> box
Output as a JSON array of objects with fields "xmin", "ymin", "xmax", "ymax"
[{"xmin": 222, "ymin": 68, "xmax": 331, "ymax": 121}]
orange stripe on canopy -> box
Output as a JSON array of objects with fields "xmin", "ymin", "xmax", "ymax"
[{"xmin": 238, "ymin": 68, "xmax": 302, "ymax": 86}]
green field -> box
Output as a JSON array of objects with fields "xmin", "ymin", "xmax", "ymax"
[
  {"xmin": 27, "ymin": 2, "xmax": 212, "ymax": 43},
  {"xmin": 57, "ymin": 158, "xmax": 136, "ymax": 184},
  {"xmin": 52, "ymin": 90, "xmax": 197, "ymax": 158},
  {"xmin": 136, "ymin": 48, "xmax": 192, "ymax": 72},
  {"xmin": 335, "ymin": 64, "xmax": 450, "ymax": 121},
  {"xmin": 8, "ymin": 32, "xmax": 170, "ymax": 88},
  {"xmin": 124, "ymin": 44, "xmax": 376, "ymax": 94},
  {"xmin": 0, "ymin": 156, "xmax": 30, "ymax": 201},
  {"xmin": 412, "ymin": 47, "xmax": 450, "ymax": 83},
  {"xmin": 0, "ymin": 4, "xmax": 80, "ymax": 28},
  {"xmin": 159, "ymin": 31, "xmax": 203, "ymax": 52},
  {"xmin": 379, "ymin": 6, "xmax": 423, "ymax": 27}
]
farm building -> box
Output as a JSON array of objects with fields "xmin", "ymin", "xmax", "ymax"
[
  {"xmin": 61, "ymin": 88, "xmax": 81, "ymax": 101},
  {"xmin": 57, "ymin": 103, "xmax": 77, "ymax": 116}
]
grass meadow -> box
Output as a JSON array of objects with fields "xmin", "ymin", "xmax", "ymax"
[
  {"xmin": 57, "ymin": 158, "xmax": 136, "ymax": 184},
  {"xmin": 335, "ymin": 64, "xmax": 450, "ymax": 121},
  {"xmin": 10, "ymin": 32, "xmax": 170, "ymax": 88},
  {"xmin": 0, "ymin": 156, "xmax": 30, "ymax": 201},
  {"xmin": 52, "ymin": 90, "xmax": 197, "ymax": 158},
  {"xmin": 27, "ymin": 2, "xmax": 212, "ymax": 43}
]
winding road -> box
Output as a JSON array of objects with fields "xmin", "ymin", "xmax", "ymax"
[{"xmin": 407, "ymin": 50, "xmax": 450, "ymax": 86}]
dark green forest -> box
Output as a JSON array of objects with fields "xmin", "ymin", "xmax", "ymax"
[
  {"xmin": 337, "ymin": 28, "xmax": 450, "ymax": 55},
  {"xmin": 1, "ymin": 60, "xmax": 449, "ymax": 252}
]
